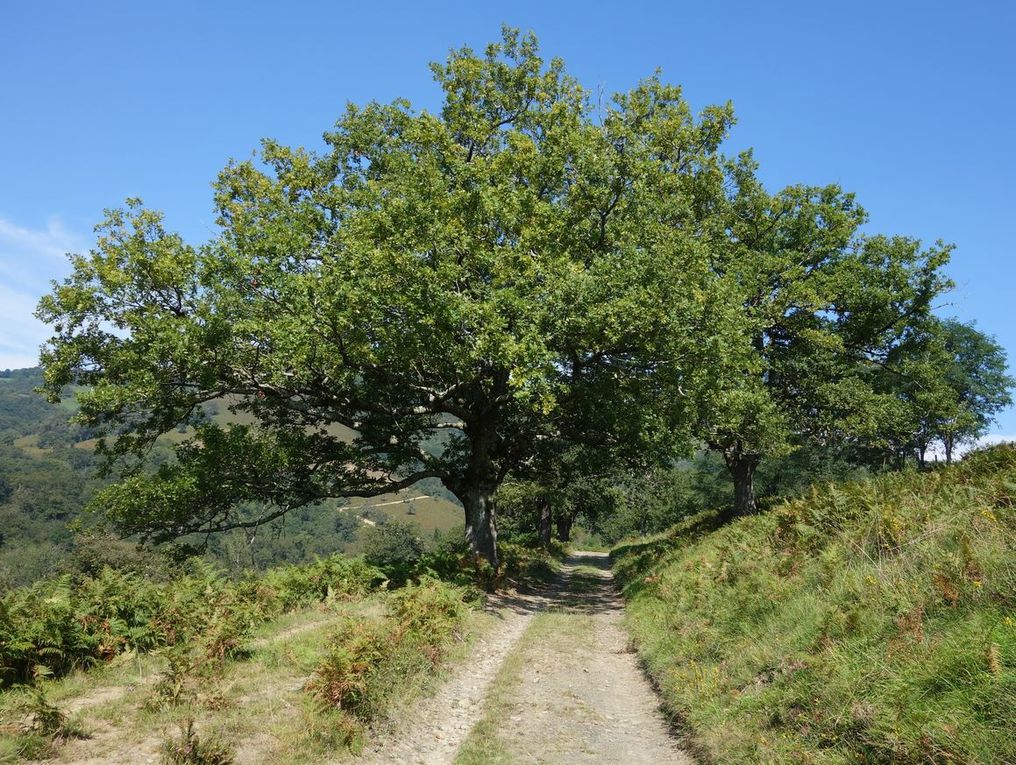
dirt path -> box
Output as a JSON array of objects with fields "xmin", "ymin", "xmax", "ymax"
[
  {"xmin": 366, "ymin": 551, "xmax": 691, "ymax": 765},
  {"xmin": 455, "ymin": 551, "xmax": 691, "ymax": 765},
  {"xmin": 356, "ymin": 585, "xmax": 551, "ymax": 765}
]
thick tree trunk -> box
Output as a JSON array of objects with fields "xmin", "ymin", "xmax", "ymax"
[
  {"xmin": 454, "ymin": 418, "xmax": 500, "ymax": 569},
  {"xmin": 537, "ymin": 495, "xmax": 552, "ymax": 548},
  {"xmin": 555, "ymin": 513, "xmax": 573, "ymax": 543},
  {"xmin": 944, "ymin": 436, "xmax": 954, "ymax": 464},
  {"xmin": 724, "ymin": 451, "xmax": 761, "ymax": 519},
  {"xmin": 463, "ymin": 483, "xmax": 498, "ymax": 569}
]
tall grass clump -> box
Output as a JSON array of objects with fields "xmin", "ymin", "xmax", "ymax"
[
  {"xmin": 613, "ymin": 444, "xmax": 1016, "ymax": 764},
  {"xmin": 161, "ymin": 720, "xmax": 234, "ymax": 765}
]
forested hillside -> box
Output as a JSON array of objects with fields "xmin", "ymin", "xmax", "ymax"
[
  {"xmin": 0, "ymin": 369, "xmax": 101, "ymax": 586},
  {"xmin": 0, "ymin": 368, "xmax": 463, "ymax": 588}
]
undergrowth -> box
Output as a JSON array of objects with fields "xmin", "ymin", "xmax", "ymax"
[
  {"xmin": 0, "ymin": 675, "xmax": 88, "ymax": 762},
  {"xmin": 0, "ymin": 555, "xmax": 384, "ymax": 689},
  {"xmin": 305, "ymin": 575, "xmax": 470, "ymax": 743},
  {"xmin": 161, "ymin": 719, "xmax": 234, "ymax": 765},
  {"xmin": 613, "ymin": 444, "xmax": 1016, "ymax": 764}
]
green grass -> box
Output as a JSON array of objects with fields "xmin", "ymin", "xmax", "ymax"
[{"xmin": 612, "ymin": 445, "xmax": 1016, "ymax": 764}]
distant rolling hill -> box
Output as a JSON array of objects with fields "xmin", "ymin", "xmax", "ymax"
[{"xmin": 0, "ymin": 367, "xmax": 462, "ymax": 586}]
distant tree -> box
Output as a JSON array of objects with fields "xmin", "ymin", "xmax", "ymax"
[
  {"xmin": 361, "ymin": 519, "xmax": 425, "ymax": 579},
  {"xmin": 910, "ymin": 319, "xmax": 1013, "ymax": 463},
  {"xmin": 696, "ymin": 155, "xmax": 953, "ymax": 517}
]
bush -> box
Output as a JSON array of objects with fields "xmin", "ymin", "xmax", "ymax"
[
  {"xmin": 0, "ymin": 554, "xmax": 384, "ymax": 689},
  {"xmin": 307, "ymin": 577, "xmax": 469, "ymax": 732},
  {"xmin": 361, "ymin": 521, "xmax": 425, "ymax": 583}
]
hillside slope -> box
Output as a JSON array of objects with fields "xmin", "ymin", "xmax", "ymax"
[
  {"xmin": 613, "ymin": 446, "xmax": 1016, "ymax": 764},
  {"xmin": 0, "ymin": 368, "xmax": 463, "ymax": 585}
]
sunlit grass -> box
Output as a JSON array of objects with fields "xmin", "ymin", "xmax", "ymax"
[{"xmin": 613, "ymin": 445, "xmax": 1016, "ymax": 764}]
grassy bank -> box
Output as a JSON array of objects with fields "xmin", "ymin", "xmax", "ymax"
[
  {"xmin": 0, "ymin": 537, "xmax": 561, "ymax": 762},
  {"xmin": 613, "ymin": 445, "xmax": 1016, "ymax": 764}
]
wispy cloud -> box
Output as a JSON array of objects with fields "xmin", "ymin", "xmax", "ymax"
[
  {"xmin": 0, "ymin": 215, "xmax": 86, "ymax": 370},
  {"xmin": 0, "ymin": 217, "xmax": 80, "ymax": 261}
]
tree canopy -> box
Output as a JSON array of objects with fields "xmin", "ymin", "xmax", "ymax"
[
  {"xmin": 37, "ymin": 28, "xmax": 1006, "ymax": 559},
  {"xmin": 38, "ymin": 29, "xmax": 735, "ymax": 565},
  {"xmin": 693, "ymin": 154, "xmax": 956, "ymax": 515}
]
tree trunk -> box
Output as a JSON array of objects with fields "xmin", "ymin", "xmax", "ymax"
[
  {"xmin": 537, "ymin": 495, "xmax": 552, "ymax": 547},
  {"xmin": 463, "ymin": 483, "xmax": 498, "ymax": 568},
  {"xmin": 454, "ymin": 419, "xmax": 500, "ymax": 568},
  {"xmin": 724, "ymin": 451, "xmax": 761, "ymax": 519},
  {"xmin": 555, "ymin": 513, "xmax": 573, "ymax": 543},
  {"xmin": 944, "ymin": 435, "xmax": 954, "ymax": 464}
]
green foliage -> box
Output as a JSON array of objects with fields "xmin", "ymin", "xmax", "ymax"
[
  {"xmin": 146, "ymin": 645, "xmax": 200, "ymax": 710},
  {"xmin": 613, "ymin": 444, "xmax": 1016, "ymax": 763},
  {"xmin": 361, "ymin": 520, "xmax": 425, "ymax": 583},
  {"xmin": 895, "ymin": 318, "xmax": 1014, "ymax": 463},
  {"xmin": 568, "ymin": 444, "xmax": 869, "ymax": 544},
  {"xmin": 0, "ymin": 555, "xmax": 383, "ymax": 689},
  {"xmin": 236, "ymin": 555, "xmax": 383, "ymax": 618},
  {"xmin": 307, "ymin": 576, "xmax": 469, "ymax": 743},
  {"xmin": 161, "ymin": 720, "xmax": 234, "ymax": 765},
  {"xmin": 0, "ymin": 368, "xmax": 106, "ymax": 587},
  {"xmin": 692, "ymin": 152, "xmax": 962, "ymax": 514},
  {"xmin": 36, "ymin": 27, "xmax": 741, "ymax": 565}
]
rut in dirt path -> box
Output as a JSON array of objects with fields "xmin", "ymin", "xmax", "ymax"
[{"xmin": 456, "ymin": 551, "xmax": 692, "ymax": 765}]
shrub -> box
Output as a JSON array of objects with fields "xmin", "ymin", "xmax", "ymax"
[
  {"xmin": 307, "ymin": 577, "xmax": 469, "ymax": 733},
  {"xmin": 306, "ymin": 619, "xmax": 393, "ymax": 717},
  {"xmin": 389, "ymin": 576, "xmax": 468, "ymax": 659},
  {"xmin": 161, "ymin": 720, "xmax": 233, "ymax": 765},
  {"xmin": 361, "ymin": 521, "xmax": 425, "ymax": 583}
]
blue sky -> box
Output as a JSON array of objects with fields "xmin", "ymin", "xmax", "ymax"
[{"xmin": 1, "ymin": 1, "xmax": 1014, "ymax": 435}]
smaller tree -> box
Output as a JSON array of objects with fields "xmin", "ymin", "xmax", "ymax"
[
  {"xmin": 695, "ymin": 154, "xmax": 953, "ymax": 517},
  {"xmin": 920, "ymin": 320, "xmax": 1013, "ymax": 462},
  {"xmin": 361, "ymin": 519, "xmax": 425, "ymax": 581}
]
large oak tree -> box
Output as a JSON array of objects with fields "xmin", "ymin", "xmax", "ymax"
[{"xmin": 37, "ymin": 30, "xmax": 731, "ymax": 565}]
